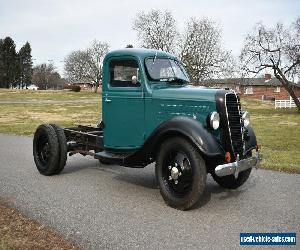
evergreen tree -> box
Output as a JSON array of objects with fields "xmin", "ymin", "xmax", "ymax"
[
  {"xmin": 0, "ymin": 37, "xmax": 18, "ymax": 88},
  {"xmin": 17, "ymin": 42, "xmax": 33, "ymax": 88}
]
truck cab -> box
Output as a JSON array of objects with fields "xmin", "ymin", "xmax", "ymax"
[
  {"xmin": 102, "ymin": 49, "xmax": 217, "ymax": 150},
  {"xmin": 33, "ymin": 48, "xmax": 261, "ymax": 210}
]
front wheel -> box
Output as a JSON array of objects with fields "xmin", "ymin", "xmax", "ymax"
[
  {"xmin": 211, "ymin": 153, "xmax": 252, "ymax": 189},
  {"xmin": 155, "ymin": 137, "xmax": 207, "ymax": 210}
]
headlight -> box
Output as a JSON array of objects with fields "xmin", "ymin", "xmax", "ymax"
[
  {"xmin": 242, "ymin": 111, "xmax": 250, "ymax": 128},
  {"xmin": 209, "ymin": 112, "xmax": 220, "ymax": 130}
]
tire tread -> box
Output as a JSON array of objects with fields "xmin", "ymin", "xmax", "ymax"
[{"xmin": 155, "ymin": 136, "xmax": 207, "ymax": 210}]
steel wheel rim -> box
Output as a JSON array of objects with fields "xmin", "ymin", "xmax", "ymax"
[
  {"xmin": 36, "ymin": 134, "xmax": 50, "ymax": 167},
  {"xmin": 162, "ymin": 150, "xmax": 193, "ymax": 197}
]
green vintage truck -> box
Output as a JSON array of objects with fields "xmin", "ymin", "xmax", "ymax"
[{"xmin": 33, "ymin": 48, "xmax": 261, "ymax": 210}]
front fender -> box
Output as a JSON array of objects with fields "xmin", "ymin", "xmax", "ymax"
[
  {"xmin": 151, "ymin": 116, "xmax": 223, "ymax": 157},
  {"xmin": 124, "ymin": 116, "xmax": 224, "ymax": 167},
  {"xmin": 244, "ymin": 126, "xmax": 257, "ymax": 155}
]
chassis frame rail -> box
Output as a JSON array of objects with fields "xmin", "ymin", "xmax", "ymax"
[{"xmin": 64, "ymin": 125, "xmax": 104, "ymax": 154}]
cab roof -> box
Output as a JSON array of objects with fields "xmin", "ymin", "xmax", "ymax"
[{"xmin": 104, "ymin": 48, "xmax": 177, "ymax": 61}]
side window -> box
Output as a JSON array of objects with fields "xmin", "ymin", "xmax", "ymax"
[{"xmin": 109, "ymin": 59, "xmax": 141, "ymax": 87}]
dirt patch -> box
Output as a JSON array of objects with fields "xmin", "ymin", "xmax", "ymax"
[{"xmin": 0, "ymin": 201, "xmax": 81, "ymax": 250}]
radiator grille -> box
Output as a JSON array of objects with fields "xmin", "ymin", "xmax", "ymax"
[{"xmin": 225, "ymin": 93, "xmax": 244, "ymax": 158}]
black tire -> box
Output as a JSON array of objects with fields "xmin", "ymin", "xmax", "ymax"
[
  {"xmin": 211, "ymin": 153, "xmax": 252, "ymax": 189},
  {"xmin": 33, "ymin": 124, "xmax": 60, "ymax": 176},
  {"xmin": 155, "ymin": 137, "xmax": 207, "ymax": 210},
  {"xmin": 50, "ymin": 124, "xmax": 67, "ymax": 174}
]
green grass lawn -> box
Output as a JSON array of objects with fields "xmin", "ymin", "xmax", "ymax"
[
  {"xmin": 0, "ymin": 89, "xmax": 299, "ymax": 173},
  {"xmin": 0, "ymin": 89, "xmax": 101, "ymax": 135},
  {"xmin": 241, "ymin": 99, "xmax": 300, "ymax": 173},
  {"xmin": 0, "ymin": 88, "xmax": 101, "ymax": 101}
]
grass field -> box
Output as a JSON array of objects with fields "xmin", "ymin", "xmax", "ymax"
[
  {"xmin": 241, "ymin": 99, "xmax": 300, "ymax": 173},
  {"xmin": 0, "ymin": 89, "xmax": 299, "ymax": 173},
  {"xmin": 0, "ymin": 89, "xmax": 101, "ymax": 135}
]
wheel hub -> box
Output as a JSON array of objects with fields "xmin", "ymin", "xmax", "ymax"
[
  {"xmin": 163, "ymin": 150, "xmax": 194, "ymax": 196},
  {"xmin": 171, "ymin": 167, "xmax": 180, "ymax": 180}
]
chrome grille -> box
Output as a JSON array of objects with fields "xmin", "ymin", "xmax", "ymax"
[{"xmin": 225, "ymin": 93, "xmax": 244, "ymax": 158}]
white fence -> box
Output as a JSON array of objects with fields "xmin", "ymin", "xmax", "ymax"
[{"xmin": 275, "ymin": 99, "xmax": 299, "ymax": 109}]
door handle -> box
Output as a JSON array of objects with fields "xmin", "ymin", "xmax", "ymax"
[{"xmin": 105, "ymin": 96, "xmax": 111, "ymax": 103}]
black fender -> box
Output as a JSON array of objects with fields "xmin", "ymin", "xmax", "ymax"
[
  {"xmin": 124, "ymin": 116, "xmax": 224, "ymax": 167},
  {"xmin": 244, "ymin": 126, "xmax": 257, "ymax": 155}
]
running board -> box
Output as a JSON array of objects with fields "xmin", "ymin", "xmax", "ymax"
[{"xmin": 94, "ymin": 151, "xmax": 135, "ymax": 165}]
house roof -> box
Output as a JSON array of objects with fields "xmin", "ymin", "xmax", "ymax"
[{"xmin": 200, "ymin": 77, "xmax": 300, "ymax": 88}]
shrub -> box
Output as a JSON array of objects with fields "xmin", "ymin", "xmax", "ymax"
[{"xmin": 64, "ymin": 84, "xmax": 81, "ymax": 92}]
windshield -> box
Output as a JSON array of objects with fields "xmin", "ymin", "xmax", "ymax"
[{"xmin": 145, "ymin": 58, "xmax": 189, "ymax": 83}]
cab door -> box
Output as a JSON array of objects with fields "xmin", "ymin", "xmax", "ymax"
[{"xmin": 102, "ymin": 57, "xmax": 145, "ymax": 149}]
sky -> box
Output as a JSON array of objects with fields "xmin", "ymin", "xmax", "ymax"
[{"xmin": 1, "ymin": 0, "xmax": 299, "ymax": 76}]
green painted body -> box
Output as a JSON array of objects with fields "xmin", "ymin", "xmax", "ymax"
[{"xmin": 102, "ymin": 49, "xmax": 220, "ymax": 150}]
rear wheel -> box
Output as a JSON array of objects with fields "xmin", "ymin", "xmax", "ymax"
[
  {"xmin": 33, "ymin": 124, "xmax": 60, "ymax": 176},
  {"xmin": 50, "ymin": 124, "xmax": 67, "ymax": 174},
  {"xmin": 155, "ymin": 137, "xmax": 207, "ymax": 210}
]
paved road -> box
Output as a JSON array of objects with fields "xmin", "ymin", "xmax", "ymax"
[{"xmin": 0, "ymin": 134, "xmax": 299, "ymax": 250}]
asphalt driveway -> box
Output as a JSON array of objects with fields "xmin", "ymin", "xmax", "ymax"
[{"xmin": 0, "ymin": 133, "xmax": 299, "ymax": 249}]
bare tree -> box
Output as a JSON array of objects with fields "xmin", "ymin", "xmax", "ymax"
[
  {"xmin": 64, "ymin": 40, "xmax": 109, "ymax": 92},
  {"xmin": 241, "ymin": 19, "xmax": 300, "ymax": 111},
  {"xmin": 179, "ymin": 17, "xmax": 234, "ymax": 84},
  {"xmin": 133, "ymin": 9, "xmax": 178, "ymax": 53},
  {"xmin": 32, "ymin": 63, "xmax": 63, "ymax": 90},
  {"xmin": 64, "ymin": 50, "xmax": 89, "ymax": 83}
]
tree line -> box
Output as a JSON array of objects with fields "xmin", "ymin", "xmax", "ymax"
[
  {"xmin": 1, "ymin": 10, "xmax": 299, "ymax": 109},
  {"xmin": 0, "ymin": 37, "xmax": 65, "ymax": 90},
  {"xmin": 132, "ymin": 11, "xmax": 236, "ymax": 83},
  {"xmin": 64, "ymin": 10, "xmax": 299, "ymax": 109},
  {"xmin": 64, "ymin": 12, "xmax": 235, "ymax": 90},
  {"xmin": 0, "ymin": 37, "xmax": 32, "ymax": 89}
]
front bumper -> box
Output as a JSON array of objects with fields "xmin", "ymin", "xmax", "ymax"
[{"xmin": 215, "ymin": 150, "xmax": 262, "ymax": 179}]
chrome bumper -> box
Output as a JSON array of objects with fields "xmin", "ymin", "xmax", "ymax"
[{"xmin": 215, "ymin": 150, "xmax": 262, "ymax": 179}]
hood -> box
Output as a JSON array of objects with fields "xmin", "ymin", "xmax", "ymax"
[
  {"xmin": 150, "ymin": 84, "xmax": 220, "ymax": 128},
  {"xmin": 152, "ymin": 85, "xmax": 219, "ymax": 102}
]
